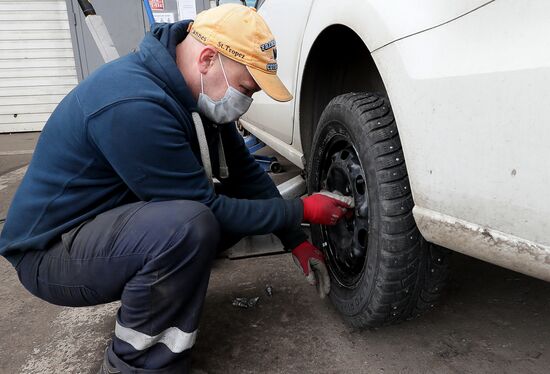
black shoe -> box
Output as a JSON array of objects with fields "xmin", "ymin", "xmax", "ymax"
[
  {"xmin": 97, "ymin": 348, "xmax": 120, "ymax": 374},
  {"xmin": 96, "ymin": 346, "xmax": 207, "ymax": 374}
]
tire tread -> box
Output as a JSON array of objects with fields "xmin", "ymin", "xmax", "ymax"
[{"xmin": 310, "ymin": 92, "xmax": 449, "ymax": 328}]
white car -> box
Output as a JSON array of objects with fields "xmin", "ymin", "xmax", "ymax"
[{"xmin": 240, "ymin": 0, "xmax": 550, "ymax": 327}]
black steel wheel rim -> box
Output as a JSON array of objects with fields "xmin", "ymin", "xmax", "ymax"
[{"xmin": 319, "ymin": 131, "xmax": 369, "ymax": 288}]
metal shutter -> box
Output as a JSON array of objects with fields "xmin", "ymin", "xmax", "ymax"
[{"xmin": 0, "ymin": 0, "xmax": 78, "ymax": 133}]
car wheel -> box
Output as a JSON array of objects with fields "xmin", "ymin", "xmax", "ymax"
[{"xmin": 307, "ymin": 92, "xmax": 450, "ymax": 327}]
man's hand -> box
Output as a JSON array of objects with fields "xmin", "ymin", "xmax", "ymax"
[
  {"xmin": 302, "ymin": 191, "xmax": 354, "ymax": 225},
  {"xmin": 291, "ymin": 241, "xmax": 330, "ymax": 298}
]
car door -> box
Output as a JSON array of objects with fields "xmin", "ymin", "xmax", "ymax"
[{"xmin": 241, "ymin": 0, "xmax": 314, "ymax": 144}]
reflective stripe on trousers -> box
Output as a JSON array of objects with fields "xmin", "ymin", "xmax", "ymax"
[{"xmin": 115, "ymin": 321, "xmax": 198, "ymax": 354}]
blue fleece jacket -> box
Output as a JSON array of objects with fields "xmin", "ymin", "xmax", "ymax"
[{"xmin": 0, "ymin": 21, "xmax": 306, "ymax": 266}]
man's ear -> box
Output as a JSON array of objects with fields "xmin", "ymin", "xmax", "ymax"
[{"xmin": 197, "ymin": 46, "xmax": 217, "ymax": 75}]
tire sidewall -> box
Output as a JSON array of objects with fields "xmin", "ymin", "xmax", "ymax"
[{"xmin": 307, "ymin": 100, "xmax": 383, "ymax": 317}]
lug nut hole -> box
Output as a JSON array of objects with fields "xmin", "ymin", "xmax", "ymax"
[
  {"xmin": 358, "ymin": 228, "xmax": 367, "ymax": 247},
  {"xmin": 355, "ymin": 175, "xmax": 365, "ymax": 195}
]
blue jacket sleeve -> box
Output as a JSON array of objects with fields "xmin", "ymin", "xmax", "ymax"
[
  {"xmin": 217, "ymin": 123, "xmax": 308, "ymax": 250},
  {"xmin": 86, "ymin": 99, "xmax": 303, "ymax": 237}
]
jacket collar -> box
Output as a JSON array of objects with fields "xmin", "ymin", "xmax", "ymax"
[{"xmin": 138, "ymin": 21, "xmax": 199, "ymax": 112}]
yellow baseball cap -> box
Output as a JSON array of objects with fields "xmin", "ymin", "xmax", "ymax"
[{"xmin": 188, "ymin": 4, "xmax": 292, "ymax": 102}]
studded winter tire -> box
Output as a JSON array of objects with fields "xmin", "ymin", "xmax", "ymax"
[{"xmin": 307, "ymin": 92, "xmax": 450, "ymax": 327}]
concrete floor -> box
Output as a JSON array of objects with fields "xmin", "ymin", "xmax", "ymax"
[{"xmin": 1, "ymin": 133, "xmax": 549, "ymax": 374}]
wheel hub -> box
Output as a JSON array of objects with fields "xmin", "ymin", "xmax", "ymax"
[{"xmin": 321, "ymin": 145, "xmax": 369, "ymax": 287}]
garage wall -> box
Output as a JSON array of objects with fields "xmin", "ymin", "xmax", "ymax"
[
  {"xmin": 66, "ymin": 0, "xmax": 210, "ymax": 82},
  {"xmin": 0, "ymin": 0, "xmax": 78, "ymax": 133}
]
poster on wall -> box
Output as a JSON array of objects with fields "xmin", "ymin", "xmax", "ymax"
[
  {"xmin": 177, "ymin": 0, "xmax": 197, "ymax": 21},
  {"xmin": 149, "ymin": 0, "xmax": 165, "ymax": 11},
  {"xmin": 153, "ymin": 12, "xmax": 175, "ymax": 23}
]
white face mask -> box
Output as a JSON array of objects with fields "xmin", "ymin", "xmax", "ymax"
[{"xmin": 197, "ymin": 54, "xmax": 254, "ymax": 124}]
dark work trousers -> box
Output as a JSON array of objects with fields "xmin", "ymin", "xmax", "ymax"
[{"xmin": 15, "ymin": 200, "xmax": 241, "ymax": 373}]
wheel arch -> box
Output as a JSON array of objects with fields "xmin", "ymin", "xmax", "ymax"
[
  {"xmin": 296, "ymin": 24, "xmax": 387, "ymax": 163},
  {"xmin": 291, "ymin": 0, "xmax": 494, "ymax": 164}
]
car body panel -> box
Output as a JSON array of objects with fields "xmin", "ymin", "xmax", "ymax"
[
  {"xmin": 372, "ymin": 0, "xmax": 550, "ymax": 247},
  {"xmin": 300, "ymin": 0, "xmax": 493, "ymax": 52},
  {"xmin": 242, "ymin": 0, "xmax": 550, "ymax": 279},
  {"xmin": 241, "ymin": 0, "xmax": 314, "ymax": 144},
  {"xmin": 244, "ymin": 0, "xmax": 492, "ymax": 147},
  {"xmin": 291, "ymin": 0, "xmax": 496, "ymax": 152}
]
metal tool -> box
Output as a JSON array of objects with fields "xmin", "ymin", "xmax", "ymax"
[
  {"xmin": 76, "ymin": 0, "xmax": 120, "ymax": 62},
  {"xmin": 244, "ymin": 134, "xmax": 282, "ymax": 173}
]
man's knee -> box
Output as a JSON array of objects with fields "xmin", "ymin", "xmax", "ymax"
[
  {"xmin": 174, "ymin": 201, "xmax": 220, "ymax": 256},
  {"xmin": 141, "ymin": 200, "xmax": 220, "ymax": 260}
]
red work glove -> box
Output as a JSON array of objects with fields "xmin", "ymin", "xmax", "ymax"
[
  {"xmin": 302, "ymin": 191, "xmax": 354, "ymax": 225},
  {"xmin": 291, "ymin": 241, "xmax": 331, "ymax": 298}
]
